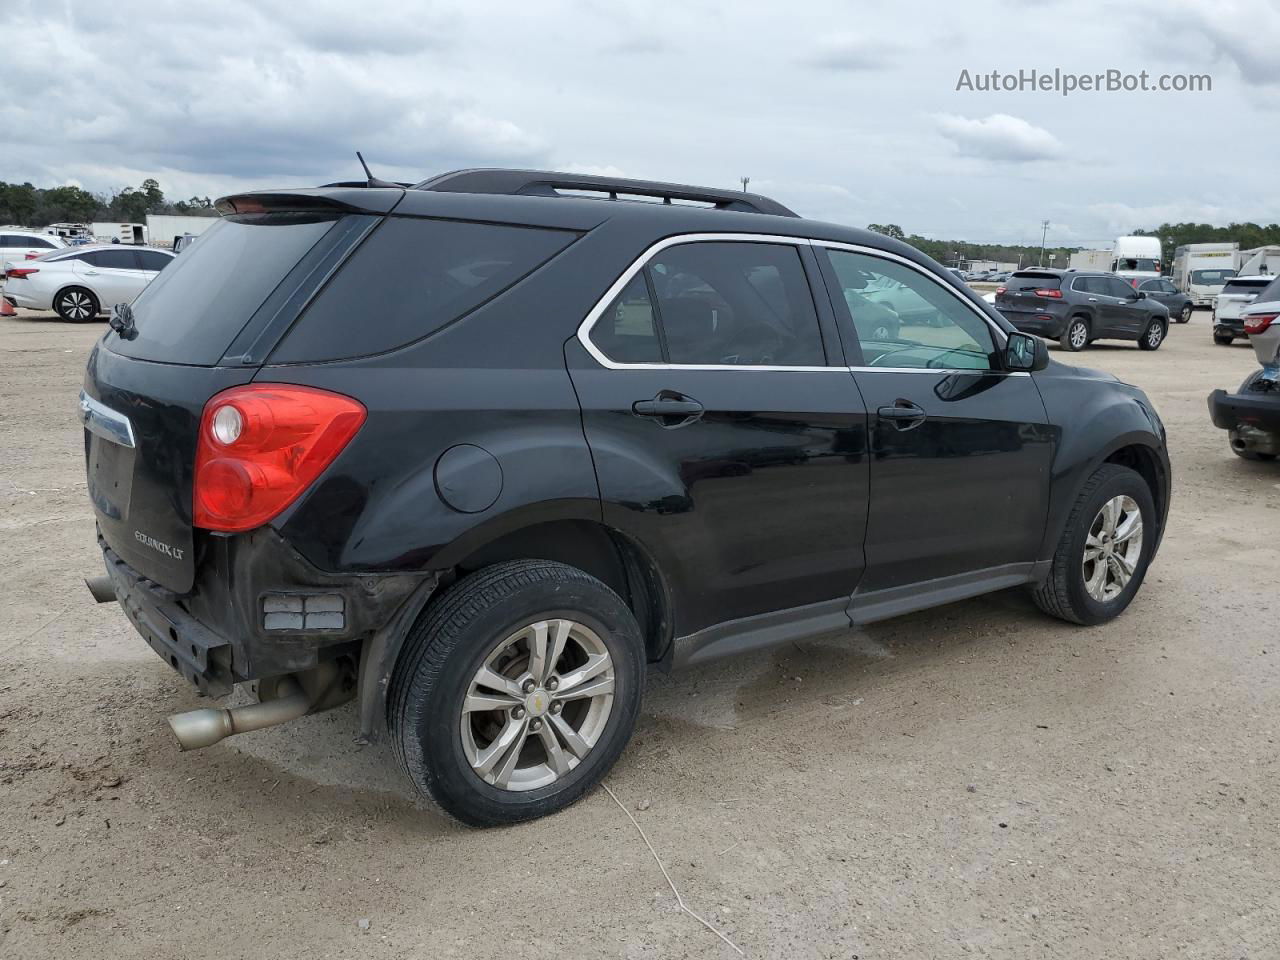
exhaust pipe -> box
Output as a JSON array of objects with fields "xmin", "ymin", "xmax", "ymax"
[
  {"xmin": 168, "ymin": 675, "xmax": 311, "ymax": 751},
  {"xmin": 85, "ymin": 575, "xmax": 117, "ymax": 604}
]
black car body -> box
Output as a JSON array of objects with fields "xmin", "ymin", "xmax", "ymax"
[
  {"xmin": 995, "ymin": 269, "xmax": 1171, "ymax": 351},
  {"xmin": 81, "ymin": 170, "xmax": 1171, "ymax": 824},
  {"xmin": 1137, "ymin": 277, "xmax": 1193, "ymax": 324}
]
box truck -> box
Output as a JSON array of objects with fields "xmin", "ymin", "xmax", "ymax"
[{"xmin": 1171, "ymin": 243, "xmax": 1239, "ymax": 307}]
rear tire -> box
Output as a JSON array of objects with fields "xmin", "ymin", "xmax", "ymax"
[
  {"xmin": 1060, "ymin": 316, "xmax": 1090, "ymax": 352},
  {"xmin": 1213, "ymin": 331, "xmax": 1233, "ymax": 345},
  {"xmin": 389, "ymin": 560, "xmax": 644, "ymax": 827},
  {"xmin": 54, "ymin": 287, "xmax": 99, "ymax": 323},
  {"xmin": 1177, "ymin": 304, "xmax": 1192, "ymax": 324},
  {"xmin": 1032, "ymin": 464, "xmax": 1157, "ymax": 626},
  {"xmin": 1138, "ymin": 321, "xmax": 1165, "ymax": 350}
]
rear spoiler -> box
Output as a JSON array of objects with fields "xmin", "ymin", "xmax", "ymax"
[{"xmin": 214, "ymin": 187, "xmax": 403, "ymax": 217}]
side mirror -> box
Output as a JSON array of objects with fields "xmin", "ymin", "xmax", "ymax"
[
  {"xmin": 1006, "ymin": 331, "xmax": 1048, "ymax": 372},
  {"xmin": 1134, "ymin": 290, "xmax": 1147, "ymax": 299}
]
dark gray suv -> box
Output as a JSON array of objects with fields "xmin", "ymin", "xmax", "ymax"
[{"xmin": 995, "ymin": 269, "xmax": 1171, "ymax": 351}]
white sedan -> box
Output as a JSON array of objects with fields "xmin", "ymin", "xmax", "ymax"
[{"xmin": 3, "ymin": 245, "xmax": 174, "ymax": 321}]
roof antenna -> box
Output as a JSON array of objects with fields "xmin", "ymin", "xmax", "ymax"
[{"xmin": 356, "ymin": 151, "xmax": 399, "ymax": 189}]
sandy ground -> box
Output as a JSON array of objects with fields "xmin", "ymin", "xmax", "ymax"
[{"xmin": 0, "ymin": 307, "xmax": 1276, "ymax": 960}]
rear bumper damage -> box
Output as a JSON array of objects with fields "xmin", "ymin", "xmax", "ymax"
[{"xmin": 91, "ymin": 527, "xmax": 438, "ymax": 740}]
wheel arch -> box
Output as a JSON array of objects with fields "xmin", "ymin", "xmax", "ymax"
[{"xmin": 356, "ymin": 514, "xmax": 674, "ymax": 743}]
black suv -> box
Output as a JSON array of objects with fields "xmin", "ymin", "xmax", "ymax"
[
  {"xmin": 80, "ymin": 170, "xmax": 1170, "ymax": 825},
  {"xmin": 995, "ymin": 269, "xmax": 1171, "ymax": 351}
]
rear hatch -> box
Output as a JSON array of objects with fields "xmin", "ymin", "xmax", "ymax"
[
  {"xmin": 995, "ymin": 271, "xmax": 1062, "ymax": 313},
  {"xmin": 1217, "ymin": 278, "xmax": 1273, "ymax": 320},
  {"xmin": 82, "ymin": 191, "xmax": 393, "ymax": 592}
]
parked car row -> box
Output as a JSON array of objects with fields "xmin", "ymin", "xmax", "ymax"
[
  {"xmin": 1208, "ymin": 274, "xmax": 1280, "ymax": 459},
  {"xmin": 3, "ymin": 244, "xmax": 174, "ymax": 321}
]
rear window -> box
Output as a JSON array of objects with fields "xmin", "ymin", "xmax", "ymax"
[
  {"xmin": 1223, "ymin": 279, "xmax": 1272, "ymax": 295},
  {"xmin": 112, "ymin": 214, "xmax": 340, "ymax": 365},
  {"xmin": 1006, "ymin": 272, "xmax": 1060, "ymax": 292},
  {"xmin": 270, "ymin": 217, "xmax": 577, "ymax": 363},
  {"xmin": 1253, "ymin": 276, "xmax": 1280, "ymax": 302}
]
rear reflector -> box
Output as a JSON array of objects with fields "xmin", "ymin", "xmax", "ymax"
[
  {"xmin": 1244, "ymin": 313, "xmax": 1278, "ymax": 335},
  {"xmin": 193, "ymin": 384, "xmax": 366, "ymax": 533}
]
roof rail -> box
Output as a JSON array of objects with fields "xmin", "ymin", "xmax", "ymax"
[{"xmin": 412, "ymin": 168, "xmax": 798, "ymax": 217}]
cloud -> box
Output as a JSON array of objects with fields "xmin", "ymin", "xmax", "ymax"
[
  {"xmin": 802, "ymin": 34, "xmax": 897, "ymax": 71},
  {"xmin": 1145, "ymin": 0, "xmax": 1279, "ymax": 87},
  {"xmin": 932, "ymin": 113, "xmax": 1065, "ymax": 163}
]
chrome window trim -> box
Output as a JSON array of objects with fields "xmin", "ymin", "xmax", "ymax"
[
  {"xmin": 78, "ymin": 390, "xmax": 136, "ymax": 449},
  {"xmin": 577, "ymin": 232, "xmax": 1025, "ymax": 376}
]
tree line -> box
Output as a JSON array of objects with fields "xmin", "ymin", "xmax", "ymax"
[
  {"xmin": 866, "ymin": 223, "xmax": 1075, "ymax": 268},
  {"xmin": 1131, "ymin": 222, "xmax": 1280, "ymax": 253},
  {"xmin": 0, "ymin": 179, "xmax": 219, "ymax": 227}
]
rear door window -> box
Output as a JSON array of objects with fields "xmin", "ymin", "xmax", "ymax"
[
  {"xmin": 271, "ymin": 217, "xmax": 578, "ymax": 363},
  {"xmin": 84, "ymin": 249, "xmax": 142, "ymax": 270},
  {"xmin": 648, "ymin": 241, "xmax": 825, "ymax": 366}
]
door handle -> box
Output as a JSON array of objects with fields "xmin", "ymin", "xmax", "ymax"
[
  {"xmin": 1087, "ymin": 297, "xmax": 1098, "ymax": 301},
  {"xmin": 877, "ymin": 400, "xmax": 927, "ymax": 430},
  {"xmin": 84, "ymin": 270, "xmax": 100, "ymax": 276},
  {"xmin": 632, "ymin": 393, "xmax": 704, "ymax": 426}
]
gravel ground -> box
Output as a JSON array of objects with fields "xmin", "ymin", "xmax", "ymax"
[{"xmin": 0, "ymin": 307, "xmax": 1276, "ymax": 959}]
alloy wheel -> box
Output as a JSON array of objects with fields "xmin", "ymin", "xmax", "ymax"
[
  {"xmin": 461, "ymin": 618, "xmax": 615, "ymax": 791},
  {"xmin": 1069, "ymin": 321, "xmax": 1088, "ymax": 349},
  {"xmin": 61, "ymin": 291, "xmax": 93, "ymax": 320},
  {"xmin": 1082, "ymin": 495, "xmax": 1143, "ymax": 602},
  {"xmin": 1146, "ymin": 324, "xmax": 1163, "ymax": 348}
]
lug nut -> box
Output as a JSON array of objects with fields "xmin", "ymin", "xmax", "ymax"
[
  {"xmin": 550, "ymin": 702, "xmax": 562, "ymax": 715},
  {"xmin": 523, "ymin": 679, "xmax": 536, "ymax": 694},
  {"xmin": 512, "ymin": 707, "xmax": 526, "ymax": 719},
  {"xmin": 547, "ymin": 677, "xmax": 559, "ymax": 691},
  {"xmin": 531, "ymin": 719, "xmax": 543, "ymax": 732}
]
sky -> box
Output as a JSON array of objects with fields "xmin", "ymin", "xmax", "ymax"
[{"xmin": 5, "ymin": 0, "xmax": 1277, "ymax": 248}]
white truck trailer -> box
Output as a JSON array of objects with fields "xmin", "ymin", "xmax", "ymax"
[
  {"xmin": 1171, "ymin": 243, "xmax": 1239, "ymax": 307},
  {"xmin": 145, "ymin": 214, "xmax": 218, "ymax": 249},
  {"xmin": 1068, "ymin": 249, "xmax": 1112, "ymax": 271},
  {"xmin": 91, "ymin": 222, "xmax": 148, "ymax": 244}
]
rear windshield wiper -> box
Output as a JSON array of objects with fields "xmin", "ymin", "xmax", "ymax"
[{"xmin": 109, "ymin": 302, "xmax": 137, "ymax": 340}]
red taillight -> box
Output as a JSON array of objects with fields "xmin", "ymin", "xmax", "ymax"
[
  {"xmin": 24, "ymin": 252, "xmax": 41, "ymax": 260},
  {"xmin": 996, "ymin": 287, "xmax": 1007, "ymax": 295},
  {"xmin": 6, "ymin": 267, "xmax": 38, "ymax": 279},
  {"xmin": 1244, "ymin": 313, "xmax": 1278, "ymax": 335},
  {"xmin": 1035, "ymin": 288, "xmax": 1062, "ymax": 298},
  {"xmin": 193, "ymin": 384, "xmax": 366, "ymax": 532}
]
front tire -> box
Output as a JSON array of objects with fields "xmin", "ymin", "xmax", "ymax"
[
  {"xmin": 1060, "ymin": 316, "xmax": 1090, "ymax": 352},
  {"xmin": 54, "ymin": 287, "xmax": 99, "ymax": 323},
  {"xmin": 1213, "ymin": 330, "xmax": 1233, "ymax": 345},
  {"xmin": 1032, "ymin": 464, "xmax": 1157, "ymax": 625},
  {"xmin": 389, "ymin": 560, "xmax": 644, "ymax": 826},
  {"xmin": 1138, "ymin": 321, "xmax": 1166, "ymax": 350}
]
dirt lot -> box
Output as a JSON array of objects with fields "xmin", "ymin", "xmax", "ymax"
[{"xmin": 1, "ymin": 308, "xmax": 1276, "ymax": 959}]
